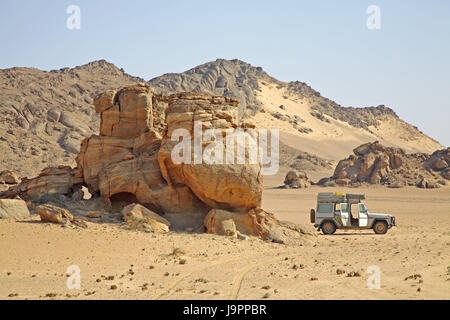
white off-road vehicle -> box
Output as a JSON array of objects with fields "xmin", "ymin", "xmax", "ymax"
[{"xmin": 310, "ymin": 192, "xmax": 396, "ymax": 235}]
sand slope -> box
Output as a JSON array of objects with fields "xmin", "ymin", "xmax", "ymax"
[{"xmin": 250, "ymin": 82, "xmax": 442, "ymax": 160}]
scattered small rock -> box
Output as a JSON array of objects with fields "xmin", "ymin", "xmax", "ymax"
[
  {"xmin": 346, "ymin": 271, "xmax": 361, "ymax": 277},
  {"xmin": 336, "ymin": 268, "xmax": 346, "ymax": 275}
]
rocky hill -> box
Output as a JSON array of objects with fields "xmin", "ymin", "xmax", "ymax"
[
  {"xmin": 0, "ymin": 58, "xmax": 443, "ymax": 179},
  {"xmin": 0, "ymin": 60, "xmax": 142, "ymax": 178}
]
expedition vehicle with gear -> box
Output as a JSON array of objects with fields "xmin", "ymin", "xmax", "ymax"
[{"xmin": 310, "ymin": 192, "xmax": 396, "ymax": 235}]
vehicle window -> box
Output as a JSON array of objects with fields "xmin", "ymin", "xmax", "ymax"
[
  {"xmin": 340, "ymin": 203, "xmax": 348, "ymax": 212},
  {"xmin": 358, "ymin": 203, "xmax": 367, "ymax": 213},
  {"xmin": 318, "ymin": 203, "xmax": 333, "ymax": 214}
]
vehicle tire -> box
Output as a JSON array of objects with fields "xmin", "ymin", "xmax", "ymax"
[
  {"xmin": 373, "ymin": 221, "xmax": 388, "ymax": 234},
  {"xmin": 321, "ymin": 221, "xmax": 336, "ymax": 235}
]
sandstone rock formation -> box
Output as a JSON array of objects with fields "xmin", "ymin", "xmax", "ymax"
[
  {"xmin": 0, "ymin": 166, "xmax": 82, "ymax": 200},
  {"xmin": 283, "ymin": 170, "xmax": 311, "ymax": 188},
  {"xmin": 326, "ymin": 141, "xmax": 449, "ymax": 188},
  {"xmin": 75, "ymin": 84, "xmax": 209, "ymax": 228},
  {"xmin": 0, "ymin": 199, "xmax": 30, "ymax": 219},
  {"xmin": 0, "ymin": 83, "xmax": 305, "ymax": 241}
]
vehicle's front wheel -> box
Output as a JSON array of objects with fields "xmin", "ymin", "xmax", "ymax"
[
  {"xmin": 321, "ymin": 221, "xmax": 336, "ymax": 235},
  {"xmin": 373, "ymin": 221, "xmax": 388, "ymax": 234}
]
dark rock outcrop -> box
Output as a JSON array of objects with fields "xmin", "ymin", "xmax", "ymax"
[{"xmin": 326, "ymin": 141, "xmax": 448, "ymax": 188}]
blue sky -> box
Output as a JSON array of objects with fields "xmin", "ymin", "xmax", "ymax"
[{"xmin": 1, "ymin": 0, "xmax": 449, "ymax": 146}]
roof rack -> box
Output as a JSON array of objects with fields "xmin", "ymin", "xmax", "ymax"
[
  {"xmin": 317, "ymin": 192, "xmax": 345, "ymax": 203},
  {"xmin": 317, "ymin": 192, "xmax": 365, "ymax": 203},
  {"xmin": 346, "ymin": 193, "xmax": 365, "ymax": 201}
]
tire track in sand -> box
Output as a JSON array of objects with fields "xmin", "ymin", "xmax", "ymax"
[
  {"xmin": 227, "ymin": 251, "xmax": 299, "ymax": 300},
  {"xmin": 151, "ymin": 252, "xmax": 270, "ymax": 300}
]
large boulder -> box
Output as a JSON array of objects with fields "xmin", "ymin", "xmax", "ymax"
[
  {"xmin": 204, "ymin": 208, "xmax": 308, "ymax": 243},
  {"xmin": 36, "ymin": 204, "xmax": 74, "ymax": 223},
  {"xmin": 158, "ymin": 92, "xmax": 263, "ymax": 213},
  {"xmin": 284, "ymin": 170, "xmax": 311, "ymax": 188},
  {"xmin": 0, "ymin": 199, "xmax": 30, "ymax": 219},
  {"xmin": 442, "ymin": 169, "xmax": 450, "ymax": 180},
  {"xmin": 204, "ymin": 208, "xmax": 279, "ymax": 238},
  {"xmin": 122, "ymin": 203, "xmax": 170, "ymax": 234},
  {"xmin": 426, "ymin": 148, "xmax": 449, "ymax": 171}
]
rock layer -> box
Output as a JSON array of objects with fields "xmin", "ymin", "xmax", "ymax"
[{"xmin": 0, "ymin": 166, "xmax": 82, "ymax": 200}]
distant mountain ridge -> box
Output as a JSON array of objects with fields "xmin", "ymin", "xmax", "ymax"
[
  {"xmin": 150, "ymin": 59, "xmax": 400, "ymax": 130},
  {"xmin": 149, "ymin": 59, "xmax": 272, "ymax": 118},
  {"xmin": 0, "ymin": 58, "xmax": 442, "ymax": 179},
  {"xmin": 149, "ymin": 59, "xmax": 441, "ymax": 159},
  {"xmin": 0, "ymin": 60, "xmax": 142, "ymax": 178}
]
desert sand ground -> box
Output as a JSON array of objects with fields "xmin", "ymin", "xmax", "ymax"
[{"xmin": 1, "ymin": 171, "xmax": 449, "ymax": 300}]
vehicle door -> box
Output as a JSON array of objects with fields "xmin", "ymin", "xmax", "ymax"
[
  {"xmin": 358, "ymin": 203, "xmax": 369, "ymax": 227},
  {"xmin": 340, "ymin": 203, "xmax": 350, "ymax": 226}
]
